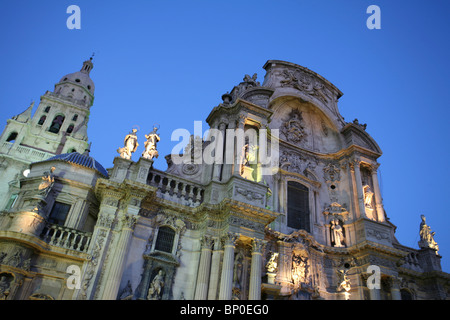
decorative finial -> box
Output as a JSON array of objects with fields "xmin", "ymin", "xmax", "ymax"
[{"xmin": 83, "ymin": 142, "xmax": 92, "ymax": 156}]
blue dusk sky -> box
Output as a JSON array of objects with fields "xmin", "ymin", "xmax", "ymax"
[{"xmin": 0, "ymin": 1, "xmax": 449, "ymax": 272}]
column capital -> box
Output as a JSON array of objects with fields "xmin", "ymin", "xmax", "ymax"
[
  {"xmin": 200, "ymin": 235, "xmax": 214, "ymax": 250},
  {"xmin": 120, "ymin": 213, "xmax": 138, "ymax": 231},
  {"xmin": 222, "ymin": 232, "xmax": 238, "ymax": 247},
  {"xmin": 251, "ymin": 238, "xmax": 267, "ymax": 254},
  {"xmin": 368, "ymin": 162, "xmax": 381, "ymax": 174}
]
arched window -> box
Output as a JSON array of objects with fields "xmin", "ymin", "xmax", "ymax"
[
  {"xmin": 72, "ymin": 114, "xmax": 78, "ymax": 121},
  {"xmin": 67, "ymin": 124, "xmax": 74, "ymax": 134},
  {"xmin": 6, "ymin": 132, "xmax": 18, "ymax": 143},
  {"xmin": 38, "ymin": 115, "xmax": 46, "ymax": 125},
  {"xmin": 287, "ymin": 181, "xmax": 310, "ymax": 232},
  {"xmin": 48, "ymin": 115, "xmax": 65, "ymax": 134},
  {"xmin": 44, "ymin": 106, "xmax": 51, "ymax": 113},
  {"xmin": 154, "ymin": 226, "xmax": 176, "ymax": 253}
]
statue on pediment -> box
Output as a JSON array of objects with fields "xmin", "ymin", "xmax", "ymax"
[
  {"xmin": 142, "ymin": 125, "xmax": 160, "ymax": 160},
  {"xmin": 118, "ymin": 128, "xmax": 139, "ymax": 160}
]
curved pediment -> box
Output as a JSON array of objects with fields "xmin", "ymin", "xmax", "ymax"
[
  {"xmin": 341, "ymin": 122, "xmax": 382, "ymax": 155},
  {"xmin": 262, "ymin": 60, "xmax": 344, "ymax": 125},
  {"xmin": 269, "ymin": 96, "xmax": 345, "ymax": 154}
]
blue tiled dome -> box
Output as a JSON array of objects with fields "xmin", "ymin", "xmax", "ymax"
[{"xmin": 45, "ymin": 152, "xmax": 109, "ymax": 178}]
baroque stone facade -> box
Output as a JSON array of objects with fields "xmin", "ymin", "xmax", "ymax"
[{"xmin": 0, "ymin": 59, "xmax": 448, "ymax": 300}]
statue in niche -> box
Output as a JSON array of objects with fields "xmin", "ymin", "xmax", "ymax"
[
  {"xmin": 240, "ymin": 138, "xmax": 258, "ymax": 168},
  {"xmin": 147, "ymin": 270, "xmax": 165, "ymax": 300},
  {"xmin": 38, "ymin": 166, "xmax": 56, "ymax": 198},
  {"xmin": 117, "ymin": 128, "xmax": 139, "ymax": 160},
  {"xmin": 281, "ymin": 109, "xmax": 306, "ymax": 144},
  {"xmin": 233, "ymin": 253, "xmax": 244, "ymax": 290},
  {"xmin": 363, "ymin": 184, "xmax": 376, "ymax": 221},
  {"xmin": 142, "ymin": 125, "xmax": 160, "ymax": 160},
  {"xmin": 363, "ymin": 185, "xmax": 374, "ymax": 209},
  {"xmin": 419, "ymin": 215, "xmax": 439, "ymax": 254},
  {"xmin": 331, "ymin": 219, "xmax": 345, "ymax": 248}
]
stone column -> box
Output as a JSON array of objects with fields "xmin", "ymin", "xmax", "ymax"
[
  {"xmin": 370, "ymin": 166, "xmax": 385, "ymax": 222},
  {"xmin": 76, "ymin": 198, "xmax": 117, "ymax": 300},
  {"xmin": 352, "ymin": 159, "xmax": 366, "ymax": 218},
  {"xmin": 233, "ymin": 116, "xmax": 246, "ymax": 176},
  {"xmin": 213, "ymin": 122, "xmax": 226, "ymax": 181},
  {"xmin": 99, "ymin": 213, "xmax": 138, "ymax": 300},
  {"xmin": 208, "ymin": 238, "xmax": 223, "ymax": 300},
  {"xmin": 222, "ymin": 121, "xmax": 235, "ymax": 182},
  {"xmin": 249, "ymin": 238, "xmax": 266, "ymax": 300},
  {"xmin": 390, "ymin": 277, "xmax": 401, "ymax": 300},
  {"xmin": 194, "ymin": 235, "xmax": 214, "ymax": 300},
  {"xmin": 218, "ymin": 233, "xmax": 238, "ymax": 300}
]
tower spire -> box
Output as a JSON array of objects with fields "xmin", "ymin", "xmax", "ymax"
[{"xmin": 80, "ymin": 55, "xmax": 94, "ymax": 75}]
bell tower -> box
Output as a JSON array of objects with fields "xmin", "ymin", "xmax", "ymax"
[{"xmin": 0, "ymin": 58, "xmax": 96, "ymax": 210}]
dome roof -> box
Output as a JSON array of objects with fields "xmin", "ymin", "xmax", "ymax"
[
  {"xmin": 59, "ymin": 58, "xmax": 95, "ymax": 94},
  {"xmin": 44, "ymin": 152, "xmax": 109, "ymax": 178}
]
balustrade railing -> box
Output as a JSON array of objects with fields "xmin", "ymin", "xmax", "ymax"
[
  {"xmin": 41, "ymin": 223, "xmax": 91, "ymax": 253},
  {"xmin": 1, "ymin": 142, "xmax": 54, "ymax": 162},
  {"xmin": 147, "ymin": 169, "xmax": 205, "ymax": 207}
]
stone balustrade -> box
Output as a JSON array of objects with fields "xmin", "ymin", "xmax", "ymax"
[
  {"xmin": 41, "ymin": 223, "xmax": 92, "ymax": 253},
  {"xmin": 147, "ymin": 169, "xmax": 204, "ymax": 207},
  {"xmin": 1, "ymin": 142, "xmax": 54, "ymax": 163}
]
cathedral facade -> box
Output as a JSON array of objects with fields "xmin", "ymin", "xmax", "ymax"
[{"xmin": 0, "ymin": 59, "xmax": 448, "ymax": 300}]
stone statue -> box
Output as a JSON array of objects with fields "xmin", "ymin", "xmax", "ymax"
[
  {"xmin": 119, "ymin": 280, "xmax": 133, "ymax": 300},
  {"xmin": 142, "ymin": 126, "xmax": 160, "ymax": 160},
  {"xmin": 233, "ymin": 254, "xmax": 243, "ymax": 289},
  {"xmin": 266, "ymin": 252, "xmax": 279, "ymax": 273},
  {"xmin": 243, "ymin": 73, "xmax": 260, "ymax": 87},
  {"xmin": 38, "ymin": 166, "xmax": 56, "ymax": 197},
  {"xmin": 336, "ymin": 270, "xmax": 351, "ymax": 293},
  {"xmin": 117, "ymin": 128, "xmax": 139, "ymax": 160},
  {"xmin": 331, "ymin": 219, "xmax": 345, "ymax": 248},
  {"xmin": 363, "ymin": 184, "xmax": 376, "ymax": 220},
  {"xmin": 147, "ymin": 270, "xmax": 165, "ymax": 300},
  {"xmin": 363, "ymin": 185, "xmax": 374, "ymax": 208},
  {"xmin": 240, "ymin": 139, "xmax": 257, "ymax": 170},
  {"xmin": 419, "ymin": 215, "xmax": 439, "ymax": 254}
]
